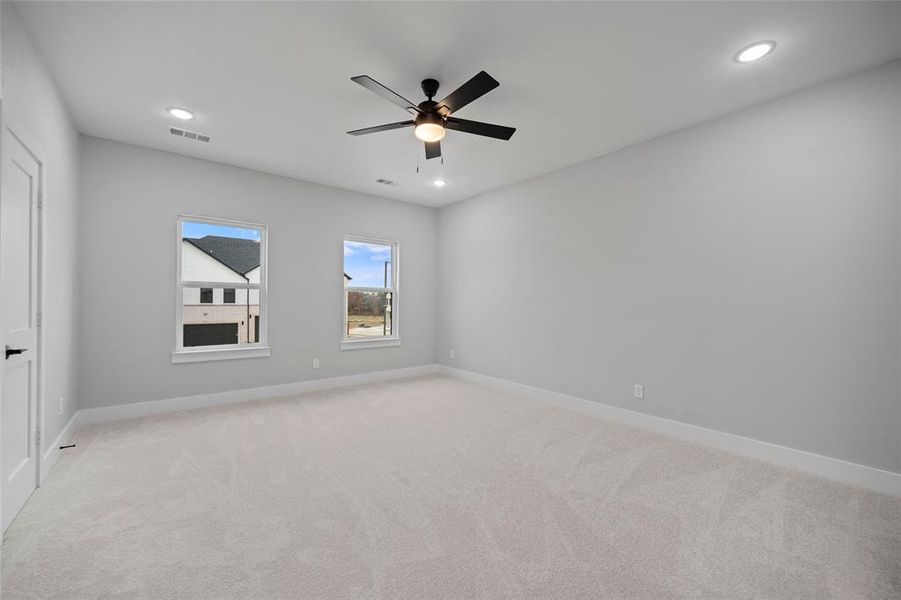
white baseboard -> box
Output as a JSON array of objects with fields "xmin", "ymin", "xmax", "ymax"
[
  {"xmin": 40, "ymin": 412, "xmax": 79, "ymax": 483},
  {"xmin": 76, "ymin": 364, "xmax": 439, "ymax": 426},
  {"xmin": 438, "ymin": 365, "xmax": 901, "ymax": 497},
  {"xmin": 61, "ymin": 362, "xmax": 900, "ymax": 497}
]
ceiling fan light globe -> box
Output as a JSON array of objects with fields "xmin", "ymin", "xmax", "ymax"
[{"xmin": 414, "ymin": 123, "xmax": 446, "ymax": 142}]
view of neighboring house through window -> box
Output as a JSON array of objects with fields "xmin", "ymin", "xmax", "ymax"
[
  {"xmin": 176, "ymin": 216, "xmax": 266, "ymax": 354},
  {"xmin": 343, "ymin": 237, "xmax": 397, "ymax": 347}
]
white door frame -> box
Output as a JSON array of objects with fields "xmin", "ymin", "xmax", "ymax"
[{"xmin": 0, "ymin": 114, "xmax": 48, "ymax": 517}]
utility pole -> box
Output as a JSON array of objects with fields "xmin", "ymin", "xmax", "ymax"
[{"xmin": 384, "ymin": 261, "xmax": 389, "ymax": 335}]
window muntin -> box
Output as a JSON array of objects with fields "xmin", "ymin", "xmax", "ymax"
[
  {"xmin": 175, "ymin": 216, "xmax": 267, "ymax": 357},
  {"xmin": 343, "ymin": 237, "xmax": 397, "ymax": 345}
]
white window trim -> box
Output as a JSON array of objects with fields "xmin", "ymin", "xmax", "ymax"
[
  {"xmin": 172, "ymin": 214, "xmax": 270, "ymax": 363},
  {"xmin": 171, "ymin": 345, "xmax": 271, "ymax": 364},
  {"xmin": 341, "ymin": 235, "xmax": 400, "ymax": 351}
]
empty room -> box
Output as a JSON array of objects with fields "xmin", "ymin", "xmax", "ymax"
[{"xmin": 0, "ymin": 1, "xmax": 899, "ymax": 598}]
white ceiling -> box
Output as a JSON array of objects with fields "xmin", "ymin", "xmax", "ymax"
[{"xmin": 15, "ymin": 1, "xmax": 901, "ymax": 207}]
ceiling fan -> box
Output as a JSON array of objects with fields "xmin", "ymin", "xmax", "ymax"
[{"xmin": 347, "ymin": 71, "xmax": 516, "ymax": 160}]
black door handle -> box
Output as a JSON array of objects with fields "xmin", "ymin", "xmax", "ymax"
[{"xmin": 5, "ymin": 346, "xmax": 27, "ymax": 359}]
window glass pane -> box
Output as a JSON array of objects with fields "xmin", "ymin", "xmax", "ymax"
[
  {"xmin": 182, "ymin": 220, "xmax": 262, "ymax": 283},
  {"xmin": 200, "ymin": 288, "xmax": 213, "ymax": 303},
  {"xmin": 343, "ymin": 240, "xmax": 392, "ymax": 289},
  {"xmin": 182, "ymin": 287, "xmax": 260, "ymax": 346},
  {"xmin": 223, "ymin": 288, "xmax": 236, "ymax": 304},
  {"xmin": 346, "ymin": 290, "xmax": 393, "ymax": 338}
]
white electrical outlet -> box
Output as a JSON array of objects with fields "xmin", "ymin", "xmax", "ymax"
[
  {"xmin": 449, "ymin": 349, "xmax": 455, "ymax": 360},
  {"xmin": 312, "ymin": 358, "xmax": 320, "ymax": 369},
  {"xmin": 58, "ymin": 397, "xmax": 64, "ymax": 416},
  {"xmin": 633, "ymin": 384, "xmax": 644, "ymax": 400}
]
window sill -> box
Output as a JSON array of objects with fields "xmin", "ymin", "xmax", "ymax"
[
  {"xmin": 171, "ymin": 346, "xmax": 271, "ymax": 364},
  {"xmin": 340, "ymin": 338, "xmax": 401, "ymax": 351}
]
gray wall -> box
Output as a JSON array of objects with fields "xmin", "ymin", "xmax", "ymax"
[
  {"xmin": 79, "ymin": 137, "xmax": 436, "ymax": 409},
  {"xmin": 438, "ymin": 63, "xmax": 901, "ymax": 474},
  {"xmin": 2, "ymin": 4, "xmax": 81, "ymax": 447}
]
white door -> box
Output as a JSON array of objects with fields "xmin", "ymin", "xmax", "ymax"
[{"xmin": 1, "ymin": 127, "xmax": 42, "ymax": 532}]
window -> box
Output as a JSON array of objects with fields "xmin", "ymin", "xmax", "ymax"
[
  {"xmin": 342, "ymin": 236, "xmax": 399, "ymax": 350},
  {"xmin": 173, "ymin": 215, "xmax": 269, "ymax": 363}
]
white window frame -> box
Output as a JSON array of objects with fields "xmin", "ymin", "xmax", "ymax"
[
  {"xmin": 172, "ymin": 214, "xmax": 270, "ymax": 363},
  {"xmin": 341, "ymin": 235, "xmax": 400, "ymax": 351}
]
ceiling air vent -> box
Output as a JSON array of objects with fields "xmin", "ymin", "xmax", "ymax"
[
  {"xmin": 169, "ymin": 127, "xmax": 211, "ymax": 143},
  {"xmin": 375, "ymin": 178, "xmax": 398, "ymax": 187}
]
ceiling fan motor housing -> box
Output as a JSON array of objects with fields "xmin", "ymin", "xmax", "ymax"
[{"xmin": 414, "ymin": 110, "xmax": 444, "ymax": 128}]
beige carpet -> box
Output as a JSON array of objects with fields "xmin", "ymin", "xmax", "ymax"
[{"xmin": 2, "ymin": 375, "xmax": 899, "ymax": 599}]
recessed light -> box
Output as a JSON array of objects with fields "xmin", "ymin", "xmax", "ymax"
[
  {"xmin": 433, "ymin": 179, "xmax": 447, "ymax": 188},
  {"xmin": 735, "ymin": 41, "xmax": 776, "ymax": 63},
  {"xmin": 167, "ymin": 107, "xmax": 195, "ymax": 120}
]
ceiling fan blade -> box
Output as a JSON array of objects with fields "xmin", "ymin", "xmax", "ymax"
[
  {"xmin": 436, "ymin": 71, "xmax": 500, "ymax": 115},
  {"xmin": 351, "ymin": 75, "xmax": 422, "ymax": 114},
  {"xmin": 347, "ymin": 120, "xmax": 414, "ymax": 136},
  {"xmin": 424, "ymin": 140, "xmax": 441, "ymax": 160},
  {"xmin": 445, "ymin": 117, "xmax": 516, "ymax": 140}
]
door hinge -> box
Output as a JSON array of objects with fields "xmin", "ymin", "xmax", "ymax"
[
  {"xmin": 36, "ymin": 310, "xmax": 42, "ymax": 328},
  {"xmin": 37, "ymin": 192, "xmax": 44, "ymax": 209},
  {"xmin": 35, "ymin": 427, "xmax": 41, "ymax": 447}
]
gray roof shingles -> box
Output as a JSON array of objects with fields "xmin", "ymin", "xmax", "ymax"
[{"xmin": 184, "ymin": 236, "xmax": 260, "ymax": 277}]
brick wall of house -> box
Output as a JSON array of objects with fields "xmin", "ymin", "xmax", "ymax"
[{"xmin": 183, "ymin": 305, "xmax": 261, "ymax": 343}]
